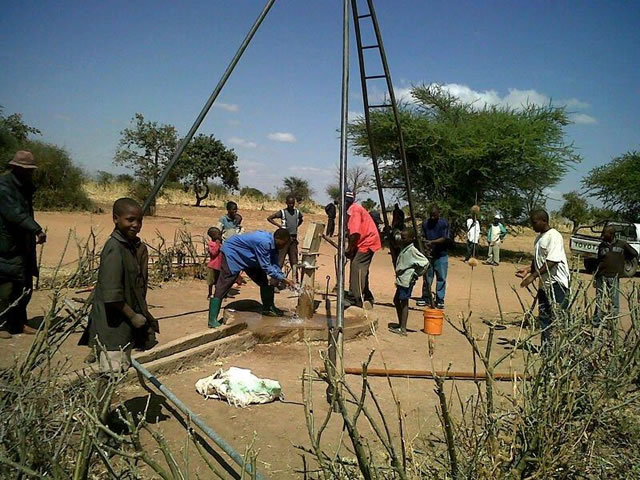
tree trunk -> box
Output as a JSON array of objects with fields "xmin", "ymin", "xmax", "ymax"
[{"xmin": 194, "ymin": 183, "xmax": 209, "ymax": 207}]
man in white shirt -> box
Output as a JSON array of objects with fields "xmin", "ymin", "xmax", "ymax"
[
  {"xmin": 517, "ymin": 209, "xmax": 570, "ymax": 345},
  {"xmin": 464, "ymin": 213, "xmax": 480, "ymax": 262},
  {"xmin": 484, "ymin": 214, "xmax": 507, "ymax": 266}
]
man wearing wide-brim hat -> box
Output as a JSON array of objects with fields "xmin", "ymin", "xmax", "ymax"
[{"xmin": 0, "ymin": 150, "xmax": 47, "ymax": 339}]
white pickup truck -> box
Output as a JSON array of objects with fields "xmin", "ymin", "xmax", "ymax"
[{"xmin": 569, "ymin": 221, "xmax": 640, "ymax": 277}]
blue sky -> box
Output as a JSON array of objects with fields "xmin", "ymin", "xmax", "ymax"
[{"xmin": 1, "ymin": 1, "xmax": 638, "ymax": 208}]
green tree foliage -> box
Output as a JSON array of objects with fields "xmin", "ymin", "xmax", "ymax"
[
  {"xmin": 326, "ymin": 184, "xmax": 340, "ymax": 201},
  {"xmin": 1, "ymin": 109, "xmax": 90, "ymax": 211},
  {"xmin": 114, "ymin": 113, "xmax": 178, "ymax": 209},
  {"xmin": 176, "ymin": 134, "xmax": 239, "ymax": 206},
  {"xmin": 347, "ymin": 85, "xmax": 580, "ymax": 232},
  {"xmin": 240, "ymin": 186, "xmax": 269, "ymax": 201},
  {"xmin": 0, "ymin": 107, "xmax": 41, "ymax": 167},
  {"xmin": 95, "ymin": 170, "xmax": 115, "ymax": 186},
  {"xmin": 361, "ymin": 198, "xmax": 377, "ymax": 211},
  {"xmin": 589, "ymin": 206, "xmax": 621, "ymax": 224},
  {"xmin": 208, "ymin": 182, "xmax": 230, "ymax": 197},
  {"xmin": 28, "ymin": 141, "xmax": 92, "ymax": 211},
  {"xmin": 583, "ymin": 150, "xmax": 640, "ymax": 221},
  {"xmin": 560, "ymin": 191, "xmax": 590, "ymax": 231},
  {"xmin": 279, "ymin": 176, "xmax": 314, "ymax": 202}
]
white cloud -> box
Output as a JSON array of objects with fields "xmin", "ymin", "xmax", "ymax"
[
  {"xmin": 393, "ymin": 87, "xmax": 414, "ymax": 102},
  {"xmin": 571, "ymin": 113, "xmax": 597, "ymax": 125},
  {"xmin": 268, "ymin": 132, "xmax": 297, "ymax": 143},
  {"xmin": 54, "ymin": 113, "xmax": 71, "ymax": 121},
  {"xmin": 348, "ymin": 110, "xmax": 363, "ymax": 122},
  {"xmin": 563, "ymin": 98, "xmax": 591, "ymax": 110},
  {"xmin": 228, "ymin": 136, "xmax": 257, "ymax": 148},
  {"xmin": 214, "ymin": 102, "xmax": 239, "ymax": 112},
  {"xmin": 227, "ymin": 119, "xmax": 241, "ymax": 126}
]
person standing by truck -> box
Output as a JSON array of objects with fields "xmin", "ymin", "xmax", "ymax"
[{"xmin": 593, "ymin": 225, "xmax": 637, "ymax": 326}]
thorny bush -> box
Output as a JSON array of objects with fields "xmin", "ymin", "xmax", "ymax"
[{"xmin": 301, "ymin": 280, "xmax": 640, "ymax": 479}]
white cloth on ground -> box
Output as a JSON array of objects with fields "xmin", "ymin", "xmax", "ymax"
[{"xmin": 195, "ymin": 367, "xmax": 283, "ymax": 407}]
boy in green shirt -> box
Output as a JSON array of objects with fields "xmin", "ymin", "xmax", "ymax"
[
  {"xmin": 80, "ymin": 198, "xmax": 158, "ymax": 373},
  {"xmin": 390, "ymin": 228, "xmax": 429, "ymax": 336}
]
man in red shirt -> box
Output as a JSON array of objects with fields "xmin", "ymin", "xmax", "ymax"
[{"xmin": 345, "ymin": 190, "xmax": 382, "ymax": 309}]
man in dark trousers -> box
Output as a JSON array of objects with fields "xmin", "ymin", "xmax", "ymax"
[
  {"xmin": 208, "ymin": 229, "xmax": 296, "ymax": 327},
  {"xmin": 593, "ymin": 225, "xmax": 637, "ymax": 325},
  {"xmin": 345, "ymin": 190, "xmax": 381, "ymax": 309},
  {"xmin": 267, "ymin": 194, "xmax": 304, "ymax": 281},
  {"xmin": 417, "ymin": 206, "xmax": 450, "ymax": 309},
  {"xmin": 0, "ymin": 151, "xmax": 47, "ymax": 339},
  {"xmin": 325, "ymin": 200, "xmax": 337, "ymax": 237},
  {"xmin": 391, "ymin": 204, "xmax": 405, "ymax": 231}
]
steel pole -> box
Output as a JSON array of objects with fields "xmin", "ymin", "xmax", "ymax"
[
  {"xmin": 336, "ymin": 0, "xmax": 350, "ymax": 375},
  {"xmin": 142, "ymin": 0, "xmax": 276, "ymax": 214},
  {"xmin": 131, "ymin": 359, "xmax": 265, "ymax": 479}
]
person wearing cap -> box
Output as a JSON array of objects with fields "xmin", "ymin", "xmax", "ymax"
[
  {"xmin": 484, "ymin": 213, "xmax": 507, "ymax": 266},
  {"xmin": 344, "ymin": 190, "xmax": 381, "ymax": 309},
  {"xmin": 0, "ymin": 150, "xmax": 47, "ymax": 339}
]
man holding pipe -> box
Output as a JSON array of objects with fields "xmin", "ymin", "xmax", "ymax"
[
  {"xmin": 344, "ymin": 190, "xmax": 381, "ymax": 309},
  {"xmin": 208, "ymin": 228, "xmax": 296, "ymax": 327}
]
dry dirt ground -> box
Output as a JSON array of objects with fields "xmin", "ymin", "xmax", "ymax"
[{"xmin": 4, "ymin": 204, "xmax": 636, "ymax": 478}]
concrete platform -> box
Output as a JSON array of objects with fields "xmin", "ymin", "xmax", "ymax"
[{"xmin": 222, "ymin": 299, "xmax": 378, "ymax": 343}]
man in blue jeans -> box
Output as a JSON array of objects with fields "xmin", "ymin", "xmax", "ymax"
[{"xmin": 417, "ymin": 206, "xmax": 449, "ymax": 309}]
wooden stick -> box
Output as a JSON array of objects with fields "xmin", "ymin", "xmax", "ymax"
[
  {"xmin": 332, "ymin": 367, "xmax": 530, "ymax": 382},
  {"xmin": 321, "ymin": 234, "xmax": 339, "ymax": 250}
]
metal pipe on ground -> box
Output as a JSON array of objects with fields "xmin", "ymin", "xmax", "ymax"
[
  {"xmin": 142, "ymin": 0, "xmax": 275, "ymax": 214},
  {"xmin": 131, "ymin": 359, "xmax": 265, "ymax": 480},
  {"xmin": 333, "ymin": 366, "xmax": 530, "ymax": 382}
]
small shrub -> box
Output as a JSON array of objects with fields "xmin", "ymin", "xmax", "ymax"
[
  {"xmin": 26, "ymin": 140, "xmax": 92, "ymax": 211},
  {"xmin": 240, "ymin": 186, "xmax": 268, "ymax": 201},
  {"xmin": 95, "ymin": 170, "xmax": 115, "ymax": 186},
  {"xmin": 209, "ymin": 182, "xmax": 230, "ymax": 197},
  {"xmin": 115, "ymin": 173, "xmax": 134, "ymax": 184}
]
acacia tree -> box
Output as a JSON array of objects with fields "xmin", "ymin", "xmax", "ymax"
[
  {"xmin": 114, "ymin": 114, "xmax": 178, "ymax": 209},
  {"xmin": 279, "ymin": 176, "xmax": 314, "ymax": 202},
  {"xmin": 583, "ymin": 150, "xmax": 640, "ymax": 221},
  {"xmin": 326, "ymin": 184, "xmax": 340, "ymax": 201},
  {"xmin": 347, "ymin": 84, "xmax": 580, "ymax": 232},
  {"xmin": 326, "ymin": 165, "xmax": 374, "ymax": 202},
  {"xmin": 177, "ymin": 134, "xmax": 239, "ymax": 206},
  {"xmin": 560, "ymin": 191, "xmax": 590, "ymax": 231}
]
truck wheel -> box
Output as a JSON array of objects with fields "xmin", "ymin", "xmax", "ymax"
[
  {"xmin": 623, "ymin": 257, "xmax": 638, "ymax": 278},
  {"xmin": 583, "ymin": 258, "xmax": 598, "ymax": 274}
]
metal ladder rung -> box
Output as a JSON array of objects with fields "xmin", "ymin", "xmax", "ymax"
[
  {"xmin": 362, "ymin": 44, "xmax": 379, "ymax": 50},
  {"xmin": 368, "ymin": 103, "xmax": 392, "ymax": 109},
  {"xmin": 357, "ymin": 14, "xmax": 372, "ymax": 19},
  {"xmin": 365, "ymin": 74, "xmax": 386, "ymax": 80}
]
